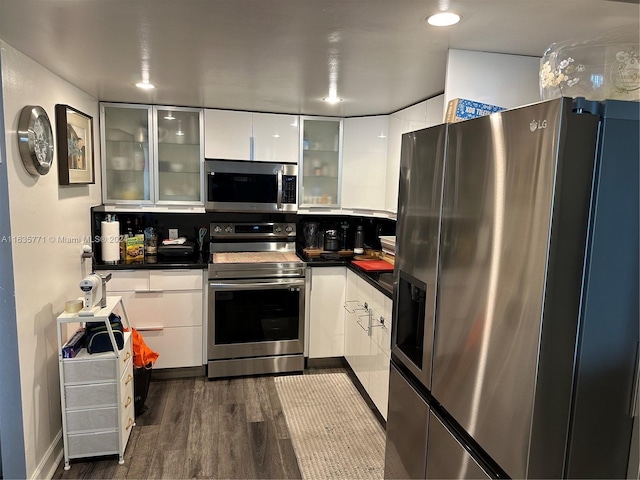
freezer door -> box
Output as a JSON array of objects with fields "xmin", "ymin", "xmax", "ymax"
[
  {"xmin": 426, "ymin": 412, "xmax": 490, "ymax": 479},
  {"xmin": 384, "ymin": 363, "xmax": 429, "ymax": 479},
  {"xmin": 431, "ymin": 98, "xmax": 600, "ymax": 478},
  {"xmin": 392, "ymin": 124, "xmax": 447, "ymax": 388}
]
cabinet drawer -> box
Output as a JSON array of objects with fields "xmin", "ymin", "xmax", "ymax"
[
  {"xmin": 140, "ymin": 326, "xmax": 203, "ymax": 369},
  {"xmin": 121, "ymin": 397, "xmax": 135, "ymax": 448},
  {"xmin": 119, "ymin": 290, "xmax": 203, "ymax": 328},
  {"xmin": 67, "ymin": 430, "xmax": 119, "ymax": 458},
  {"xmin": 120, "ymin": 358, "xmax": 134, "ymax": 408},
  {"xmin": 65, "ymin": 382, "xmax": 117, "ymax": 409},
  {"xmin": 66, "ymin": 406, "xmax": 119, "ymax": 433},
  {"xmin": 105, "ymin": 270, "xmax": 149, "ymax": 291},
  {"xmin": 63, "ymin": 333, "xmax": 132, "ymax": 384},
  {"xmin": 149, "ymin": 270, "xmax": 203, "ymax": 291}
]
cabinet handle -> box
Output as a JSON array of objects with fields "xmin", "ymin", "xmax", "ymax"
[
  {"xmin": 135, "ymin": 326, "xmax": 164, "ymax": 332},
  {"xmin": 343, "ymin": 300, "xmax": 360, "ymax": 314},
  {"xmin": 135, "ymin": 289, "xmax": 163, "ymax": 293},
  {"xmin": 356, "ymin": 318, "xmax": 368, "ymax": 331},
  {"xmin": 126, "ymin": 417, "xmax": 134, "ymax": 430},
  {"xmin": 357, "ymin": 315, "xmax": 372, "ymax": 337},
  {"xmin": 371, "ymin": 315, "xmax": 386, "ymax": 329},
  {"xmin": 124, "ymin": 396, "xmax": 132, "ymax": 408},
  {"xmin": 123, "ymin": 351, "xmax": 131, "ymax": 363},
  {"xmin": 125, "ymin": 374, "xmax": 133, "ymax": 385}
]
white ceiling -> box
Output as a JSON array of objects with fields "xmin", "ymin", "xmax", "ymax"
[{"xmin": 0, "ymin": 0, "xmax": 638, "ymax": 117}]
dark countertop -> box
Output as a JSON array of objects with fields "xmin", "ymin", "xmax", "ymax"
[
  {"xmin": 93, "ymin": 254, "xmax": 208, "ymax": 270},
  {"xmin": 302, "ymin": 254, "xmax": 394, "ymax": 298},
  {"xmin": 94, "ymin": 251, "xmax": 394, "ymax": 298}
]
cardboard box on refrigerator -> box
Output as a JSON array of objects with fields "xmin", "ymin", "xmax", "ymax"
[{"xmin": 445, "ymin": 98, "xmax": 505, "ymax": 123}]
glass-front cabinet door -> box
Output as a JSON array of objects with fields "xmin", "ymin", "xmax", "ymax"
[
  {"xmin": 101, "ymin": 104, "xmax": 203, "ymax": 206},
  {"xmin": 101, "ymin": 104, "xmax": 153, "ymax": 204},
  {"xmin": 155, "ymin": 107, "xmax": 203, "ymax": 204},
  {"xmin": 299, "ymin": 117, "xmax": 342, "ymax": 208}
]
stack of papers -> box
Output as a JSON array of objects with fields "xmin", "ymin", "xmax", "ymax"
[{"xmin": 379, "ymin": 236, "xmax": 396, "ymax": 256}]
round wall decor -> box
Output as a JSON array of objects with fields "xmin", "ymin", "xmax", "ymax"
[{"xmin": 18, "ymin": 105, "xmax": 54, "ymax": 176}]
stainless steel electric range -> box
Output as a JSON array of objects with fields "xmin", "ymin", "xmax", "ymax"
[{"xmin": 207, "ymin": 222, "xmax": 306, "ymax": 379}]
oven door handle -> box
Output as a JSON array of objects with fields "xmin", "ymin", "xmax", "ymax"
[{"xmin": 210, "ymin": 279, "xmax": 304, "ymax": 290}]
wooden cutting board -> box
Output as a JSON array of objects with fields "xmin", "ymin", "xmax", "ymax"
[{"xmin": 351, "ymin": 259, "xmax": 394, "ymax": 272}]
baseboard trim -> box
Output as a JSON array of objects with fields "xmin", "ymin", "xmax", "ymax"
[
  {"xmin": 151, "ymin": 365, "xmax": 206, "ymax": 380},
  {"xmin": 305, "ymin": 357, "xmax": 348, "ymax": 369},
  {"xmin": 32, "ymin": 429, "xmax": 62, "ymax": 480},
  {"xmin": 342, "ymin": 363, "xmax": 387, "ymax": 429}
]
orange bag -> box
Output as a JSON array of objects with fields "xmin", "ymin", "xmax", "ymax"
[{"xmin": 125, "ymin": 327, "xmax": 159, "ymax": 368}]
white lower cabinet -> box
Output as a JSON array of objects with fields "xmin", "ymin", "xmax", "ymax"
[
  {"xmin": 104, "ymin": 269, "xmax": 205, "ymax": 369},
  {"xmin": 344, "ymin": 269, "xmax": 393, "ymax": 419},
  {"xmin": 307, "ymin": 267, "xmax": 346, "ymax": 358}
]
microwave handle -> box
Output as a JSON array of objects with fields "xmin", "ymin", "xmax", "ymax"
[{"xmin": 277, "ymin": 168, "xmax": 283, "ymax": 209}]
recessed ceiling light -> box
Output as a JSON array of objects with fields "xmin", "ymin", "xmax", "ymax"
[
  {"xmin": 323, "ymin": 96, "xmax": 343, "ymax": 104},
  {"xmin": 164, "ymin": 112, "xmax": 175, "ymax": 120},
  {"xmin": 135, "ymin": 80, "xmax": 155, "ymax": 90},
  {"xmin": 426, "ymin": 12, "xmax": 461, "ymax": 26}
]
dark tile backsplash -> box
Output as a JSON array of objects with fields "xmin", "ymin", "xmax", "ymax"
[
  {"xmin": 296, "ymin": 214, "xmax": 396, "ymax": 252},
  {"xmin": 91, "ymin": 206, "xmax": 395, "ymax": 262}
]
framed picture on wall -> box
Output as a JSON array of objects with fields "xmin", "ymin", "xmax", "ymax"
[{"xmin": 55, "ymin": 104, "xmax": 95, "ymax": 185}]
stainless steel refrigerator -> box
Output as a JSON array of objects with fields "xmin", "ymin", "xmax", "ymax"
[{"xmin": 384, "ymin": 97, "xmax": 640, "ymax": 479}]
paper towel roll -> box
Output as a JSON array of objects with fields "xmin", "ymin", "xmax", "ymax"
[{"xmin": 101, "ymin": 221, "xmax": 120, "ymax": 263}]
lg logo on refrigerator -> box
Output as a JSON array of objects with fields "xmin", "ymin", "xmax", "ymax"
[{"xmin": 530, "ymin": 119, "xmax": 548, "ymax": 132}]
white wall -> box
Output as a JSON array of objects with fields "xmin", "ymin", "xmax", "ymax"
[
  {"xmin": 0, "ymin": 41, "xmax": 101, "ymax": 479},
  {"xmin": 444, "ymin": 49, "xmax": 541, "ymax": 115}
]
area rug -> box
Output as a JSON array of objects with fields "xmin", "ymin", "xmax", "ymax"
[{"xmin": 274, "ymin": 372, "xmax": 386, "ymax": 480}]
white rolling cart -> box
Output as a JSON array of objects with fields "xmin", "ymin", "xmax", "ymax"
[{"xmin": 57, "ymin": 296, "xmax": 135, "ymax": 470}]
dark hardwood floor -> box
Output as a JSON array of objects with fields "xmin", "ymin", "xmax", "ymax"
[{"xmin": 52, "ymin": 374, "xmax": 303, "ymax": 479}]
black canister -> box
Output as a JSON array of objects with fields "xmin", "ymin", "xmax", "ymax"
[
  {"xmin": 324, "ymin": 229, "xmax": 339, "ymax": 251},
  {"xmin": 354, "ymin": 225, "xmax": 364, "ymax": 254}
]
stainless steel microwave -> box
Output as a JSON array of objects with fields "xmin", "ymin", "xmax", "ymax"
[{"xmin": 205, "ymin": 159, "xmax": 297, "ymax": 212}]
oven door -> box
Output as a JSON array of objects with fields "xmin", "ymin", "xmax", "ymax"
[{"xmin": 208, "ymin": 277, "xmax": 305, "ymax": 360}]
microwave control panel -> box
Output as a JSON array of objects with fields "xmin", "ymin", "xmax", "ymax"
[{"xmin": 283, "ymin": 176, "xmax": 297, "ymax": 204}]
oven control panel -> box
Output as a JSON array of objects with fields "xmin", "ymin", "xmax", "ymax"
[{"xmin": 210, "ymin": 222, "xmax": 296, "ymax": 239}]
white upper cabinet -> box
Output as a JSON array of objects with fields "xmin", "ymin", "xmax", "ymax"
[
  {"xmin": 252, "ymin": 113, "xmax": 300, "ymax": 162},
  {"xmin": 385, "ymin": 113, "xmax": 403, "ymax": 213},
  {"xmin": 425, "ymin": 95, "xmax": 445, "ymax": 127},
  {"xmin": 385, "ymin": 102, "xmax": 427, "ymax": 213},
  {"xmin": 342, "ymin": 116, "xmax": 389, "ymax": 212},
  {"xmin": 384, "ymin": 96, "xmax": 444, "ymax": 214},
  {"xmin": 204, "ymin": 110, "xmax": 253, "ymax": 160},
  {"xmin": 204, "ymin": 109, "xmax": 299, "ymax": 163}
]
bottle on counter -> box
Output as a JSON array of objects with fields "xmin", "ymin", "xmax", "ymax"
[
  {"xmin": 354, "ymin": 225, "xmax": 364, "ymax": 254},
  {"xmin": 144, "ymin": 227, "xmax": 158, "ymax": 257}
]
